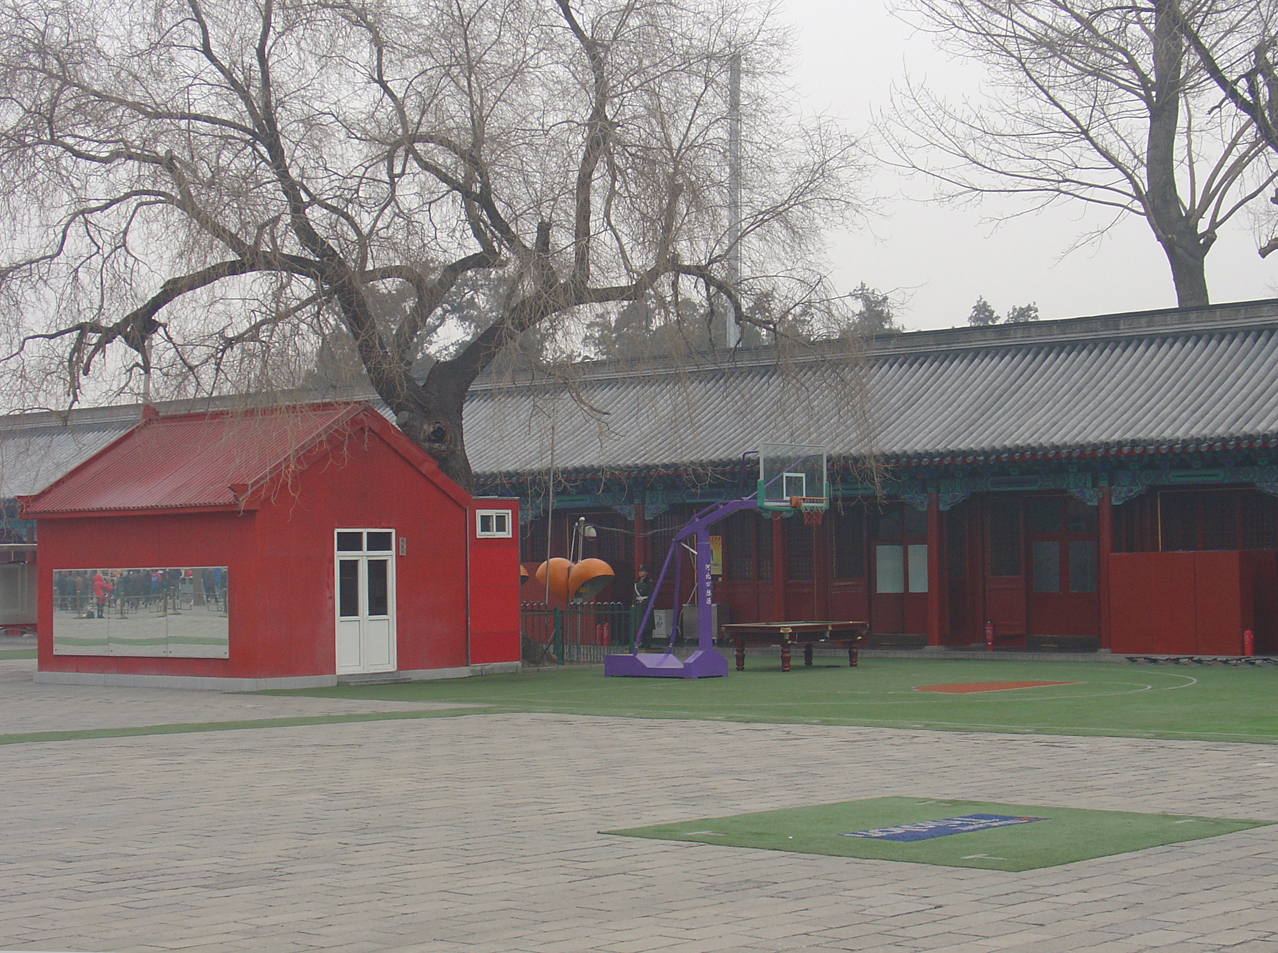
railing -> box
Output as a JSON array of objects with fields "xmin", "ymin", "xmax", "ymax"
[{"xmin": 520, "ymin": 601, "xmax": 634, "ymax": 665}]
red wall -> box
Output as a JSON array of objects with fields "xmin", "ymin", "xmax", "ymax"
[
  {"xmin": 467, "ymin": 501, "xmax": 520, "ymax": 664},
  {"xmin": 36, "ymin": 425, "xmax": 521, "ymax": 679},
  {"xmin": 36, "ymin": 511, "xmax": 258, "ymax": 677},
  {"xmin": 254, "ymin": 431, "xmax": 472, "ymax": 674},
  {"xmin": 1109, "ymin": 551, "xmax": 1277, "ymax": 655}
]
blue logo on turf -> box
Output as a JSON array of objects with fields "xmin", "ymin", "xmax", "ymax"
[{"xmin": 842, "ymin": 813, "xmax": 1045, "ymax": 842}]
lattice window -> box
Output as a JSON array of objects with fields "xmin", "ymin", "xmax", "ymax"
[
  {"xmin": 723, "ymin": 511, "xmax": 755, "ymax": 581},
  {"xmin": 520, "ymin": 514, "xmax": 549, "ymax": 563},
  {"xmin": 1200, "ymin": 492, "xmax": 1238, "ymax": 551},
  {"xmin": 832, "ymin": 505, "xmax": 865, "ymax": 579},
  {"xmin": 756, "ymin": 515, "xmax": 774, "ymax": 580},
  {"xmin": 1242, "ymin": 491, "xmax": 1278, "ymax": 550},
  {"xmin": 987, "ymin": 499, "xmax": 1021, "ymax": 577},
  {"xmin": 786, "ymin": 514, "xmax": 814, "ymax": 581}
]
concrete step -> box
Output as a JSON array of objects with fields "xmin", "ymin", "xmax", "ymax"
[{"xmin": 336, "ymin": 672, "xmax": 414, "ymax": 686}]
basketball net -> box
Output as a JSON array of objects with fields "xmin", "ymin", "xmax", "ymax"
[{"xmin": 790, "ymin": 496, "xmax": 825, "ymax": 526}]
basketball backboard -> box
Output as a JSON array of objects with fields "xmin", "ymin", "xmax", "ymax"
[{"xmin": 757, "ymin": 443, "xmax": 828, "ymax": 512}]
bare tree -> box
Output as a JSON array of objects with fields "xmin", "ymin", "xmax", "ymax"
[
  {"xmin": 880, "ymin": 0, "xmax": 1278, "ymax": 308},
  {"xmin": 1166, "ymin": 1, "xmax": 1278, "ymax": 255},
  {"xmin": 0, "ymin": 0, "xmax": 862, "ymax": 490}
]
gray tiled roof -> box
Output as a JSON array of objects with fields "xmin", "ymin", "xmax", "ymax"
[
  {"xmin": 465, "ymin": 300, "xmax": 1278, "ymax": 478},
  {"xmin": 4, "ymin": 299, "xmax": 1278, "ymax": 499},
  {"xmin": 0, "ymin": 419, "xmax": 134, "ymax": 500}
]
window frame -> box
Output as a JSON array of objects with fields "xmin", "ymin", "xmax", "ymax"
[{"xmin": 475, "ymin": 509, "xmax": 513, "ymax": 539}]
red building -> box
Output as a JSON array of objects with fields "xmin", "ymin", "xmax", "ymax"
[
  {"xmin": 476, "ymin": 300, "xmax": 1278, "ymax": 657},
  {"xmin": 20, "ymin": 403, "xmax": 519, "ymax": 688}
]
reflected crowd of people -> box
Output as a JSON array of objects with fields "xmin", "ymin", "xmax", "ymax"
[{"xmin": 53, "ymin": 567, "xmax": 228, "ymax": 619}]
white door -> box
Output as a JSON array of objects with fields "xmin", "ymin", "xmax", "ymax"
[{"xmin": 335, "ymin": 530, "xmax": 396, "ymax": 674}]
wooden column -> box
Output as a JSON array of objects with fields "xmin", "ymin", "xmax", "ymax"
[
  {"xmin": 813, "ymin": 516, "xmax": 831, "ymax": 619},
  {"xmin": 971, "ymin": 495, "xmax": 987, "ymax": 643},
  {"xmin": 927, "ymin": 492, "xmax": 946, "ymax": 647},
  {"xmin": 772, "ymin": 514, "xmax": 787, "ymax": 622},
  {"xmin": 1098, "ymin": 486, "xmax": 1113, "ymax": 650},
  {"xmin": 632, "ymin": 503, "xmax": 647, "ymax": 573}
]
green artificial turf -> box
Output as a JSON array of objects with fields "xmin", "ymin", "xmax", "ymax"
[
  {"xmin": 266, "ymin": 657, "xmax": 1278, "ymax": 743},
  {"xmin": 6, "ymin": 656, "xmax": 1276, "ymax": 748},
  {"xmin": 606, "ymin": 797, "xmax": 1271, "ymax": 871}
]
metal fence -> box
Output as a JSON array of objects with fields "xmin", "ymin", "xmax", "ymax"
[{"xmin": 520, "ymin": 601, "xmax": 634, "ymax": 665}]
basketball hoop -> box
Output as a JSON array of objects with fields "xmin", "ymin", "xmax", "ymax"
[{"xmin": 790, "ymin": 496, "xmax": 826, "ymax": 526}]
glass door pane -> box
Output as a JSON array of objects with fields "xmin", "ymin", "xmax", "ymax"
[
  {"xmin": 366, "ymin": 559, "xmax": 389, "ymax": 617},
  {"xmin": 338, "ymin": 560, "xmax": 360, "ymax": 618},
  {"xmin": 907, "ymin": 544, "xmax": 928, "ymax": 593},
  {"xmin": 875, "ymin": 544, "xmax": 904, "ymax": 593},
  {"xmin": 1069, "ymin": 541, "xmax": 1097, "ymax": 592},
  {"xmin": 1031, "ymin": 541, "xmax": 1060, "ymax": 592}
]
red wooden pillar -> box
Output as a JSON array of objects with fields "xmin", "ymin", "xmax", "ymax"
[
  {"xmin": 772, "ymin": 515, "xmax": 787, "ymax": 622},
  {"xmin": 813, "ymin": 516, "xmax": 831, "ymax": 619},
  {"xmin": 633, "ymin": 503, "xmax": 647, "ymax": 573},
  {"xmin": 1098, "ymin": 486, "xmax": 1113, "ymax": 650},
  {"xmin": 967, "ymin": 494, "xmax": 987, "ymax": 646},
  {"xmin": 927, "ymin": 492, "xmax": 946, "ymax": 647}
]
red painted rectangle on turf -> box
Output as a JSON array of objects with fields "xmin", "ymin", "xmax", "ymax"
[{"xmin": 914, "ymin": 681, "xmax": 1077, "ymax": 694}]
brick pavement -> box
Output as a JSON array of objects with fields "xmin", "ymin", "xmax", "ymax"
[{"xmin": 2, "ymin": 657, "xmax": 1277, "ymax": 952}]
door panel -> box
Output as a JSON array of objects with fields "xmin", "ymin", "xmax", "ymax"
[
  {"xmin": 985, "ymin": 499, "xmax": 1027, "ymax": 637},
  {"xmin": 1025, "ymin": 499, "xmax": 1101, "ymax": 637},
  {"xmin": 334, "ymin": 534, "xmax": 396, "ymax": 675},
  {"xmin": 871, "ymin": 542, "xmax": 904, "ymax": 632},
  {"xmin": 829, "ymin": 581, "xmax": 868, "ymax": 621}
]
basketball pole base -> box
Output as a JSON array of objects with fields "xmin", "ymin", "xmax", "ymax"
[{"xmin": 603, "ymin": 648, "xmax": 729, "ymax": 679}]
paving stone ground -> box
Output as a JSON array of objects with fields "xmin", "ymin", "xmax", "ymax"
[{"xmin": 2, "ymin": 656, "xmax": 1277, "ymax": 953}]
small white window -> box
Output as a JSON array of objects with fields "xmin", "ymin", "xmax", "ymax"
[{"xmin": 476, "ymin": 509, "xmax": 512, "ymax": 538}]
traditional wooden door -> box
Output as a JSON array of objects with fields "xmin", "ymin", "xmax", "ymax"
[
  {"xmin": 870, "ymin": 504, "xmax": 929, "ymax": 634},
  {"xmin": 1025, "ymin": 496, "xmax": 1100, "ymax": 637},
  {"xmin": 984, "ymin": 498, "xmax": 1027, "ymax": 638}
]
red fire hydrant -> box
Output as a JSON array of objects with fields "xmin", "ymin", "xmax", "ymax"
[
  {"xmin": 985, "ymin": 621, "xmax": 995, "ymax": 652},
  {"xmin": 1244, "ymin": 628, "xmax": 1255, "ymax": 657}
]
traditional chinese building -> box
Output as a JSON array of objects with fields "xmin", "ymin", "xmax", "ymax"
[
  {"xmin": 6, "ymin": 298, "xmax": 1278, "ymax": 660},
  {"xmin": 470, "ymin": 299, "xmax": 1278, "ymax": 655}
]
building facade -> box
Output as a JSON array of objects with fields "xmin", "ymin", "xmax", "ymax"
[{"xmin": 471, "ymin": 300, "xmax": 1278, "ymax": 655}]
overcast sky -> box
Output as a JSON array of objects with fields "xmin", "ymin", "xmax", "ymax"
[{"xmin": 779, "ymin": 0, "xmax": 1278, "ymax": 331}]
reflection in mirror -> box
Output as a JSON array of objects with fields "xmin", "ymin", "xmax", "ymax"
[{"xmin": 52, "ymin": 567, "xmax": 229, "ymax": 658}]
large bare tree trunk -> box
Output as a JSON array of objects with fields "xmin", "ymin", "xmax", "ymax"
[
  {"xmin": 392, "ymin": 367, "xmax": 473, "ymax": 493},
  {"xmin": 1147, "ymin": 0, "xmax": 1212, "ymax": 308},
  {"xmin": 1158, "ymin": 238, "xmax": 1211, "ymax": 307}
]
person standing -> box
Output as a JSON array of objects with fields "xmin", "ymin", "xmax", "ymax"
[
  {"xmin": 92, "ymin": 571, "xmax": 109, "ymax": 619},
  {"xmin": 632, "ymin": 566, "xmax": 654, "ymax": 649}
]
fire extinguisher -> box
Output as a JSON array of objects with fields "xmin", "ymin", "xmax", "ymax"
[
  {"xmin": 1244, "ymin": 628, "xmax": 1255, "ymax": 657},
  {"xmin": 985, "ymin": 621, "xmax": 994, "ymax": 652}
]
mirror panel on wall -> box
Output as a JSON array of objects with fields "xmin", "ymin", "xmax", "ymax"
[{"xmin": 52, "ymin": 567, "xmax": 229, "ymax": 658}]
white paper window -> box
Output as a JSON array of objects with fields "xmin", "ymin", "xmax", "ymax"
[{"xmin": 476, "ymin": 509, "xmax": 512, "ymax": 538}]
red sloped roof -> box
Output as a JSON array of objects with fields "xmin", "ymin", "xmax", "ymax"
[{"xmin": 21, "ymin": 402, "xmax": 387, "ymax": 515}]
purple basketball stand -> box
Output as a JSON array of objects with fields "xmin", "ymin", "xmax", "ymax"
[
  {"xmin": 602, "ymin": 496, "xmax": 754, "ymax": 678},
  {"xmin": 605, "ymin": 445, "xmax": 827, "ymax": 679}
]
